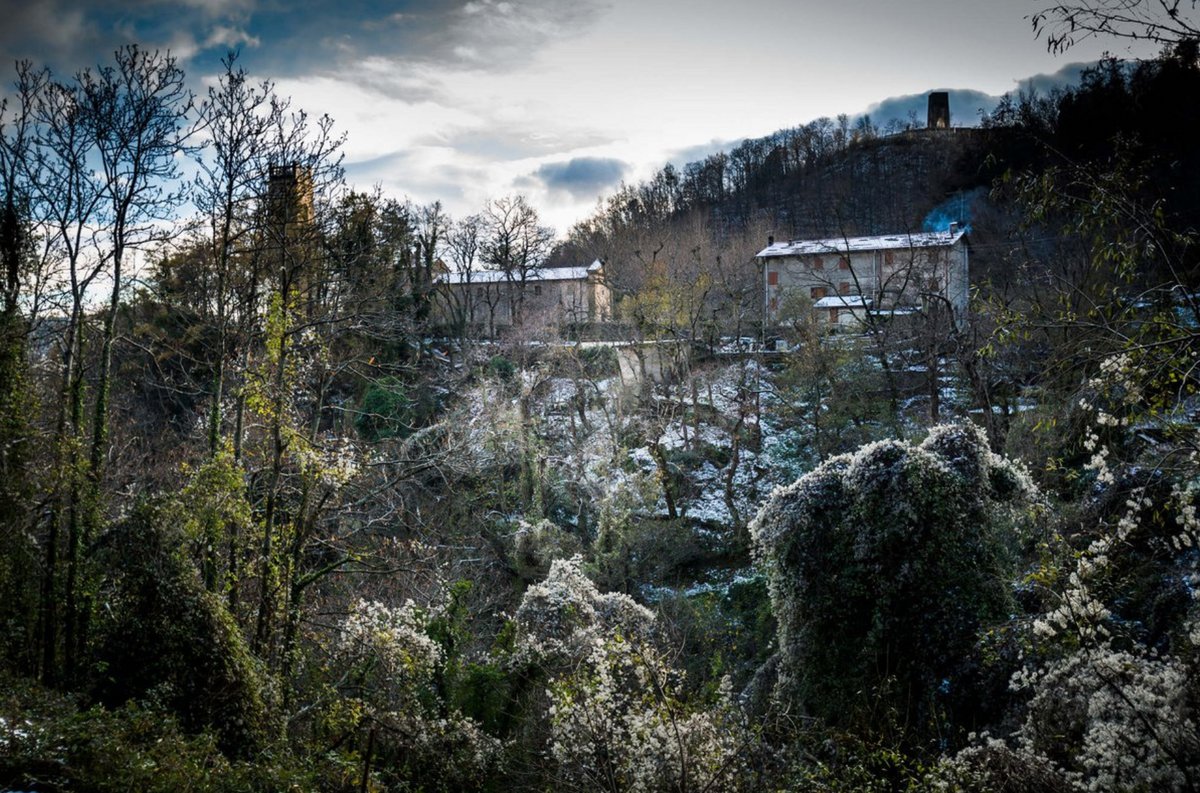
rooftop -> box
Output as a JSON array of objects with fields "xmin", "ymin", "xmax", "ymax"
[
  {"xmin": 436, "ymin": 259, "xmax": 602, "ymax": 286},
  {"xmin": 814, "ymin": 295, "xmax": 871, "ymax": 309},
  {"xmin": 756, "ymin": 229, "xmax": 966, "ymax": 258}
]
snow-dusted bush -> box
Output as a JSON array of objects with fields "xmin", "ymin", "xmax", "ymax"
[
  {"xmin": 510, "ymin": 518, "xmax": 582, "ymax": 582},
  {"xmin": 514, "ymin": 556, "xmax": 750, "ymax": 791},
  {"xmin": 335, "ymin": 597, "xmax": 501, "ymax": 786},
  {"xmin": 933, "ymin": 353, "xmax": 1200, "ymax": 792},
  {"xmin": 512, "ymin": 555, "xmax": 654, "ymax": 670},
  {"xmin": 750, "ymin": 422, "xmax": 1038, "ymax": 741}
]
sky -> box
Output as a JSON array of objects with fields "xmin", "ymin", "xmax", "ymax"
[{"xmin": 0, "ymin": 0, "xmax": 1164, "ymax": 237}]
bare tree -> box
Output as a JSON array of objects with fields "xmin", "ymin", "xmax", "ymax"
[
  {"xmin": 249, "ymin": 99, "xmax": 346, "ymax": 678},
  {"xmin": 69, "ymin": 45, "xmax": 193, "ymax": 678},
  {"xmin": 1032, "ymin": 0, "xmax": 1200, "ymax": 54},
  {"xmin": 444, "ymin": 212, "xmax": 483, "ymax": 334},
  {"xmin": 18, "ymin": 64, "xmax": 112, "ymax": 684},
  {"xmin": 481, "ymin": 194, "xmax": 554, "ymax": 328},
  {"xmin": 193, "ymin": 51, "xmax": 276, "ymax": 461},
  {"xmin": 0, "ymin": 60, "xmax": 46, "ymax": 679}
]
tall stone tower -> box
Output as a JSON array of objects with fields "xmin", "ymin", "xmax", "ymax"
[
  {"xmin": 927, "ymin": 92, "xmax": 950, "ymax": 130},
  {"xmin": 266, "ymin": 163, "xmax": 314, "ymax": 232},
  {"xmin": 265, "ymin": 163, "xmax": 318, "ymax": 312}
]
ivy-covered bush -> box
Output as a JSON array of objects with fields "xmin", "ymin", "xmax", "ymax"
[
  {"xmin": 93, "ymin": 499, "xmax": 270, "ymax": 755},
  {"xmin": 750, "ymin": 423, "xmax": 1038, "ymax": 744},
  {"xmin": 0, "ymin": 673, "xmax": 311, "ymax": 792}
]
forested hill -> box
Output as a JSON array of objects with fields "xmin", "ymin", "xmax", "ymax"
[{"xmin": 555, "ymin": 43, "xmax": 1200, "ymax": 285}]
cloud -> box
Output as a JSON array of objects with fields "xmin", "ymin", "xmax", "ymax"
[
  {"xmin": 0, "ymin": 0, "xmax": 100, "ymax": 70},
  {"xmin": 1016, "ymin": 61, "xmax": 1105, "ymax": 96},
  {"xmin": 414, "ymin": 123, "xmax": 613, "ymax": 161},
  {"xmin": 241, "ymin": 0, "xmax": 607, "ymax": 101},
  {"xmin": 857, "ymin": 62, "xmax": 1103, "ymax": 130},
  {"xmin": 522, "ymin": 156, "xmax": 629, "ymax": 198},
  {"xmin": 0, "ymin": 0, "xmax": 604, "ymax": 97},
  {"xmin": 667, "ymin": 138, "xmax": 741, "ymax": 168},
  {"xmin": 0, "ymin": 0, "xmax": 265, "ymax": 85}
]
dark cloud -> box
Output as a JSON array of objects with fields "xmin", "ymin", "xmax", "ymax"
[
  {"xmin": 668, "ymin": 138, "xmax": 741, "ymax": 168},
  {"xmin": 0, "ymin": 0, "xmax": 103, "ymax": 71},
  {"xmin": 220, "ymin": 0, "xmax": 607, "ymax": 101},
  {"xmin": 0, "ymin": 0, "xmax": 605, "ymax": 102},
  {"xmin": 1016, "ymin": 61, "xmax": 1106, "ymax": 95},
  {"xmin": 523, "ymin": 156, "xmax": 629, "ymax": 198}
]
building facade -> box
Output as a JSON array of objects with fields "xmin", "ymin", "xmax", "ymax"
[
  {"xmin": 756, "ymin": 227, "xmax": 969, "ymax": 329},
  {"xmin": 436, "ymin": 260, "xmax": 613, "ymax": 334}
]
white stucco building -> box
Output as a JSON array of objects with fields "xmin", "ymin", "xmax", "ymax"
[{"xmin": 756, "ymin": 226, "xmax": 969, "ymax": 329}]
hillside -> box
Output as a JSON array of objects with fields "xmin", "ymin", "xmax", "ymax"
[{"xmin": 2, "ymin": 30, "xmax": 1200, "ymax": 793}]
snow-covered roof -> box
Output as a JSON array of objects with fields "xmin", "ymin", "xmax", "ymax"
[
  {"xmin": 437, "ymin": 259, "xmax": 602, "ymax": 286},
  {"xmin": 756, "ymin": 229, "xmax": 966, "ymax": 259},
  {"xmin": 813, "ymin": 295, "xmax": 871, "ymax": 309}
]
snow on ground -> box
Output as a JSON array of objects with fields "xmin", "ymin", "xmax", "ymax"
[{"xmin": 447, "ymin": 359, "xmax": 803, "ymax": 595}]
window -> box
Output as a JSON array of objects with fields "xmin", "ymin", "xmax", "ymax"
[
  {"xmin": 769, "ymin": 297, "xmax": 778, "ymax": 311},
  {"xmin": 884, "ymin": 250, "xmax": 895, "ymax": 265},
  {"xmin": 534, "ymin": 284, "xmax": 542, "ymax": 296},
  {"xmin": 829, "ymin": 308, "xmax": 840, "ymax": 322},
  {"xmin": 812, "ymin": 256, "xmax": 824, "ymax": 270},
  {"xmin": 838, "ymin": 256, "xmax": 850, "ymax": 270},
  {"xmin": 839, "ymin": 282, "xmax": 850, "ymax": 294},
  {"xmin": 810, "ymin": 287, "xmax": 826, "ymax": 300},
  {"xmin": 767, "ymin": 270, "xmax": 779, "ymax": 286}
]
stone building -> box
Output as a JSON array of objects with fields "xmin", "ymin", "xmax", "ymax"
[
  {"xmin": 756, "ymin": 226, "xmax": 969, "ymax": 330},
  {"xmin": 435, "ymin": 259, "xmax": 613, "ymax": 334}
]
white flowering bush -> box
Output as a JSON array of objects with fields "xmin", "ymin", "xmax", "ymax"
[
  {"xmin": 334, "ymin": 597, "xmax": 501, "ymax": 787},
  {"xmin": 338, "ymin": 598, "xmax": 443, "ymax": 695},
  {"xmin": 750, "ymin": 423, "xmax": 1038, "ymax": 742},
  {"xmin": 932, "ymin": 353, "xmax": 1200, "ymax": 792},
  {"xmin": 934, "ymin": 643, "xmax": 1200, "ymax": 792},
  {"xmin": 1016, "ymin": 648, "xmax": 1199, "ymax": 791},
  {"xmin": 548, "ymin": 638, "xmax": 748, "ymax": 793},
  {"xmin": 514, "ymin": 557, "xmax": 750, "ymax": 791},
  {"xmin": 512, "ymin": 555, "xmax": 654, "ymax": 669}
]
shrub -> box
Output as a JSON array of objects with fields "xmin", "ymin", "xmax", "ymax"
[
  {"xmin": 93, "ymin": 499, "xmax": 271, "ymax": 756},
  {"xmin": 514, "ymin": 557, "xmax": 751, "ymax": 792},
  {"xmin": 0, "ymin": 673, "xmax": 308, "ymax": 792},
  {"xmin": 510, "ymin": 518, "xmax": 583, "ymax": 582},
  {"xmin": 355, "ymin": 376, "xmax": 439, "ymax": 440},
  {"xmin": 750, "ymin": 423, "xmax": 1038, "ymax": 745},
  {"xmin": 487, "ymin": 354, "xmax": 516, "ymax": 382}
]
